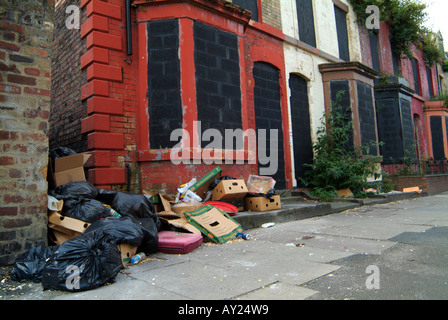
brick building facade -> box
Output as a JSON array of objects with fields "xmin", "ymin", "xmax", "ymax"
[
  {"xmin": 49, "ymin": 0, "xmax": 442, "ymax": 193},
  {"xmin": 0, "ymin": 0, "xmax": 54, "ymax": 264}
]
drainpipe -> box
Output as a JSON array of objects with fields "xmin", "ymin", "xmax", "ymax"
[{"xmin": 125, "ymin": 0, "xmax": 132, "ymax": 55}]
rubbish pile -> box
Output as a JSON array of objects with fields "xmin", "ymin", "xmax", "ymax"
[{"xmin": 10, "ymin": 148, "xmax": 282, "ymax": 293}]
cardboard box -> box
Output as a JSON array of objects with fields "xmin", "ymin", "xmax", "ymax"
[
  {"xmin": 118, "ymin": 243, "xmax": 137, "ymax": 265},
  {"xmin": 244, "ymin": 194, "xmax": 281, "ymax": 212},
  {"xmin": 49, "ymin": 153, "xmax": 91, "ymax": 187},
  {"xmin": 48, "ymin": 211, "xmax": 91, "ymax": 234},
  {"xmin": 211, "ymin": 179, "xmax": 248, "ymax": 201},
  {"xmin": 171, "ymin": 203, "xmax": 203, "ymax": 214},
  {"xmin": 154, "ymin": 194, "xmax": 202, "ymax": 235},
  {"xmin": 188, "ymin": 166, "xmax": 222, "ymax": 200},
  {"xmin": 184, "ymin": 204, "xmax": 243, "ymax": 244}
]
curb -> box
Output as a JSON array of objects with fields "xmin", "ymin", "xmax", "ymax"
[{"xmin": 233, "ymin": 191, "xmax": 427, "ymax": 230}]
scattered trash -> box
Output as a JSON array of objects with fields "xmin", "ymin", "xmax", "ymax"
[
  {"xmin": 261, "ymin": 222, "xmax": 276, "ymax": 228},
  {"xmin": 235, "ymin": 233, "xmax": 252, "ymax": 240},
  {"xmin": 130, "ymin": 252, "xmax": 146, "ymax": 264},
  {"xmin": 402, "ymin": 186, "xmax": 422, "ymax": 193},
  {"xmin": 12, "ymin": 154, "xmax": 288, "ymax": 294}
]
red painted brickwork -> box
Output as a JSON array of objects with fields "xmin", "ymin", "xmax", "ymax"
[
  {"xmin": 359, "ymin": 22, "xmax": 438, "ymax": 161},
  {"xmin": 52, "ymin": 0, "xmax": 293, "ymax": 195},
  {"xmin": 0, "ymin": 0, "xmax": 53, "ymax": 265}
]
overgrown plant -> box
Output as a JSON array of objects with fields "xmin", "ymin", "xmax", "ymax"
[
  {"xmin": 300, "ymin": 91, "xmax": 382, "ymax": 201},
  {"xmin": 349, "ymin": 0, "xmax": 442, "ymax": 64}
]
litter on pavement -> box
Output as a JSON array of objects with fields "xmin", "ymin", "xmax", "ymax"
[{"xmin": 10, "ymin": 147, "xmax": 282, "ymax": 292}]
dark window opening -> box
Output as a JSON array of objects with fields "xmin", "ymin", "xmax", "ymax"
[{"xmin": 296, "ymin": 0, "xmax": 316, "ymax": 47}]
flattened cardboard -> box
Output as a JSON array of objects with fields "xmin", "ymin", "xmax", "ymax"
[
  {"xmin": 184, "ymin": 204, "xmax": 243, "ymax": 244},
  {"xmin": 188, "ymin": 166, "xmax": 222, "ymax": 200},
  {"xmin": 211, "ymin": 179, "xmax": 248, "ymax": 201},
  {"xmin": 244, "ymin": 194, "xmax": 281, "ymax": 212},
  {"xmin": 171, "ymin": 203, "xmax": 203, "ymax": 214},
  {"xmin": 52, "ymin": 153, "xmax": 91, "ymax": 187}
]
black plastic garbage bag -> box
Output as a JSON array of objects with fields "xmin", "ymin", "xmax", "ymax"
[
  {"xmin": 96, "ymin": 188, "xmax": 119, "ymax": 205},
  {"xmin": 110, "ymin": 191, "xmax": 161, "ymax": 228},
  {"xmin": 62, "ymin": 197, "xmax": 111, "ymax": 223},
  {"xmin": 11, "ymin": 246, "xmax": 59, "ymax": 283},
  {"xmin": 84, "ymin": 216, "xmax": 144, "ymax": 247},
  {"xmin": 41, "ymin": 231, "xmax": 122, "ymax": 292},
  {"xmin": 136, "ymin": 217, "xmax": 159, "ymax": 254},
  {"xmin": 51, "ymin": 181, "xmax": 99, "ymax": 200},
  {"xmin": 49, "ymin": 147, "xmax": 77, "ymax": 160}
]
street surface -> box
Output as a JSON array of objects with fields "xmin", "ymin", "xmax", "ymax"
[{"xmin": 1, "ymin": 192, "xmax": 447, "ymax": 301}]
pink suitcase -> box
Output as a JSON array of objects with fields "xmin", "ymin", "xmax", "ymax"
[{"xmin": 157, "ymin": 231, "xmax": 203, "ymax": 254}]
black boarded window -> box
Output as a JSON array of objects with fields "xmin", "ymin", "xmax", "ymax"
[
  {"xmin": 193, "ymin": 22, "xmax": 242, "ymax": 148},
  {"xmin": 147, "ymin": 19, "xmax": 182, "ymax": 149},
  {"xmin": 296, "ymin": 0, "xmax": 316, "ymax": 48},
  {"xmin": 334, "ymin": 5, "xmax": 350, "ymax": 61}
]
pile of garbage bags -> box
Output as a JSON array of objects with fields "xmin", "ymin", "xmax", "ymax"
[{"xmin": 11, "ymin": 179, "xmax": 161, "ymax": 292}]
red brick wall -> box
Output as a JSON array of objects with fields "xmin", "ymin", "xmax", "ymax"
[
  {"xmin": 391, "ymin": 174, "xmax": 448, "ymax": 195},
  {"xmin": 0, "ymin": 0, "xmax": 54, "ymax": 265}
]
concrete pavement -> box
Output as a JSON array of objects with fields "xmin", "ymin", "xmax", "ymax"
[{"xmin": 1, "ymin": 191, "xmax": 447, "ymax": 301}]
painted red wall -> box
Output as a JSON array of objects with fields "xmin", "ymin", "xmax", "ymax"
[{"xmin": 78, "ymin": 0, "xmax": 292, "ymax": 194}]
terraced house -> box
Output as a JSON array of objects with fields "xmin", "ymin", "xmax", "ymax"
[{"xmin": 49, "ymin": 0, "xmax": 443, "ymax": 192}]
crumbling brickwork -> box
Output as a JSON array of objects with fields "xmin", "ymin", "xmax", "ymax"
[{"xmin": 0, "ymin": 0, "xmax": 54, "ymax": 265}]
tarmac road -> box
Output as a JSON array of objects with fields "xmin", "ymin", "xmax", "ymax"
[{"xmin": 1, "ymin": 191, "xmax": 447, "ymax": 302}]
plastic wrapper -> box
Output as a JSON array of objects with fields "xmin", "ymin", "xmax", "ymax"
[{"xmin": 41, "ymin": 231, "xmax": 122, "ymax": 292}]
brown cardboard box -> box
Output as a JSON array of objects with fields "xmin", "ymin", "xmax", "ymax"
[
  {"xmin": 48, "ymin": 211, "xmax": 91, "ymax": 234},
  {"xmin": 118, "ymin": 243, "xmax": 137, "ymax": 265},
  {"xmin": 154, "ymin": 194, "xmax": 202, "ymax": 235},
  {"xmin": 244, "ymin": 194, "xmax": 281, "ymax": 212},
  {"xmin": 49, "ymin": 153, "xmax": 91, "ymax": 187},
  {"xmin": 211, "ymin": 179, "xmax": 248, "ymax": 201}
]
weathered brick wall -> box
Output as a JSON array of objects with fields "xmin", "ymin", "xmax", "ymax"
[
  {"xmin": 50, "ymin": 0, "xmax": 87, "ymax": 153},
  {"xmin": 0, "ymin": 0, "xmax": 54, "ymax": 265}
]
